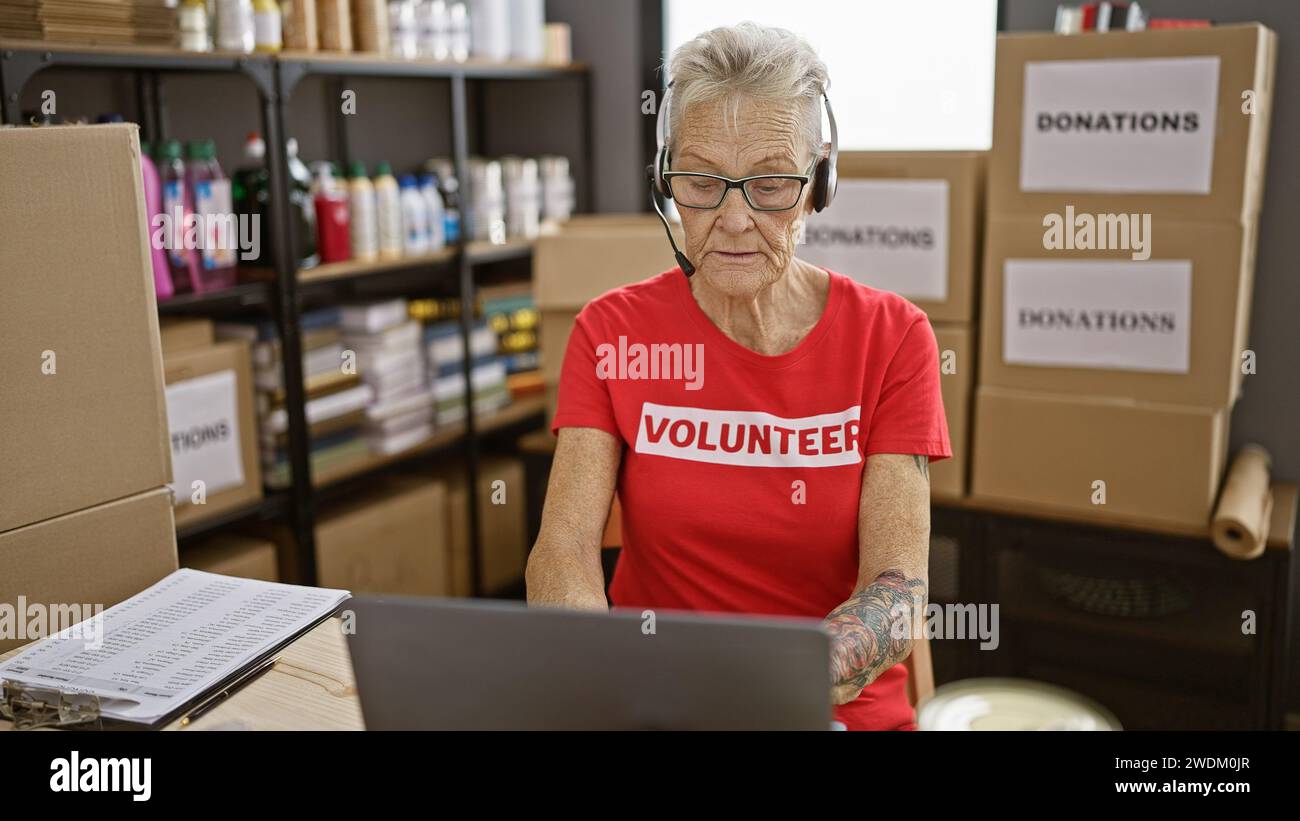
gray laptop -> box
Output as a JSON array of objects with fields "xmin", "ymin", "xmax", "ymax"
[{"xmin": 344, "ymin": 596, "xmax": 832, "ymax": 730}]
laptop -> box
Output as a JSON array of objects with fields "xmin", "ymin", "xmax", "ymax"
[{"xmin": 345, "ymin": 596, "xmax": 832, "ymax": 730}]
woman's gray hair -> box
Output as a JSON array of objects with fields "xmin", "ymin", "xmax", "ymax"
[{"xmin": 666, "ymin": 22, "xmax": 829, "ymax": 168}]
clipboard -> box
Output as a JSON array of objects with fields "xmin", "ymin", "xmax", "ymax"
[{"xmin": 1, "ymin": 605, "xmax": 347, "ymax": 731}]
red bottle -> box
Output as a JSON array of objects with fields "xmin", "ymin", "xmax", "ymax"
[{"xmin": 313, "ymin": 163, "xmax": 351, "ymax": 263}]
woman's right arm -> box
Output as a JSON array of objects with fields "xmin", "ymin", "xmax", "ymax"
[{"xmin": 525, "ymin": 426, "xmax": 623, "ymax": 610}]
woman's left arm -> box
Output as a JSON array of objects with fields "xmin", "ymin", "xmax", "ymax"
[{"xmin": 824, "ymin": 452, "xmax": 931, "ymax": 705}]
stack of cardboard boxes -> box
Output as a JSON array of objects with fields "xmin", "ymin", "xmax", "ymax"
[
  {"xmin": 0, "ymin": 125, "xmax": 179, "ymax": 652},
  {"xmin": 801, "ymin": 151, "xmax": 986, "ymax": 499},
  {"xmin": 971, "ymin": 25, "xmax": 1276, "ymax": 530}
]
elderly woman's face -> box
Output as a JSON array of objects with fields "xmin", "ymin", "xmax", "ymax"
[{"xmin": 673, "ymin": 95, "xmax": 813, "ymax": 296}]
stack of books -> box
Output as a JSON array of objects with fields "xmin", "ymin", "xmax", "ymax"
[
  {"xmin": 341, "ymin": 299, "xmax": 436, "ymax": 456},
  {"xmin": 425, "ymin": 320, "xmax": 510, "ymax": 426},
  {"xmin": 479, "ymin": 282, "xmax": 544, "ymax": 400},
  {"xmin": 217, "ymin": 309, "xmax": 371, "ymax": 489}
]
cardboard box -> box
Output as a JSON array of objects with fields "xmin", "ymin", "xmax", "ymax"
[
  {"xmin": 311, "ymin": 477, "xmax": 451, "ymax": 596},
  {"xmin": 436, "ymin": 456, "xmax": 528, "ymax": 595},
  {"xmin": 988, "ymin": 25, "xmax": 1276, "ymax": 222},
  {"xmin": 163, "ymin": 340, "xmax": 264, "ymax": 528},
  {"xmin": 539, "ymin": 310, "xmax": 577, "ymax": 384},
  {"xmin": 182, "ymin": 533, "xmax": 278, "ymax": 582},
  {"xmin": 158, "ymin": 318, "xmax": 215, "ymax": 352},
  {"xmin": 0, "ymin": 487, "xmax": 178, "ymax": 654},
  {"xmin": 931, "ymin": 322, "xmax": 975, "ymax": 500},
  {"xmin": 979, "ymin": 216, "xmax": 1256, "ymax": 407},
  {"xmin": 534, "ymin": 216, "xmax": 681, "ymax": 310},
  {"xmin": 802, "ymin": 152, "xmax": 984, "ymax": 322},
  {"xmin": 0, "ymin": 124, "xmax": 172, "ymax": 533},
  {"xmin": 970, "ymin": 386, "xmax": 1228, "ymax": 530}
]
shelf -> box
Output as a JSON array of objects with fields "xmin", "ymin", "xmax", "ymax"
[
  {"xmin": 0, "ymin": 39, "xmax": 276, "ymax": 94},
  {"xmin": 465, "ymin": 237, "xmax": 536, "ymax": 265},
  {"xmin": 311, "ymin": 395, "xmax": 548, "ymax": 490},
  {"xmin": 157, "ymin": 280, "xmax": 272, "ymax": 314},
  {"xmin": 313, "ymin": 422, "xmax": 468, "ymax": 489},
  {"xmin": 174, "ymin": 493, "xmax": 289, "ymax": 541},
  {"xmin": 477, "ymin": 394, "xmax": 547, "ymax": 434},
  {"xmin": 278, "ymin": 49, "xmax": 588, "ymax": 83},
  {"xmin": 297, "ymin": 249, "xmax": 457, "ymax": 285}
]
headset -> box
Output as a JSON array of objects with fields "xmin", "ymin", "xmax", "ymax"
[{"xmin": 647, "ymin": 80, "xmax": 840, "ymax": 277}]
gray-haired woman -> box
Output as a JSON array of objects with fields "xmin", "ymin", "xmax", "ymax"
[{"xmin": 527, "ymin": 22, "xmax": 951, "ymax": 730}]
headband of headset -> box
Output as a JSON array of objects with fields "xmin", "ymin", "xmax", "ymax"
[{"xmin": 653, "ymin": 80, "xmax": 839, "ymax": 212}]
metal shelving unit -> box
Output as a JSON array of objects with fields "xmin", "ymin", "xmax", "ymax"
[{"xmin": 0, "ymin": 40, "xmax": 592, "ymax": 596}]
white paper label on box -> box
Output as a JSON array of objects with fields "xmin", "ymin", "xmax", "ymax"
[
  {"xmin": 1020, "ymin": 57, "xmax": 1220, "ymax": 193},
  {"xmin": 799, "ymin": 179, "xmax": 949, "ymax": 301},
  {"xmin": 165, "ymin": 370, "xmax": 245, "ymax": 502},
  {"xmin": 1003, "ymin": 259, "xmax": 1191, "ymax": 373}
]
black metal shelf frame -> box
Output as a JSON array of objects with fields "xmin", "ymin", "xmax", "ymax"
[{"xmin": 0, "ymin": 44, "xmax": 591, "ymax": 596}]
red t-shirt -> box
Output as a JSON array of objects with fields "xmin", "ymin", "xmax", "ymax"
[{"xmin": 551, "ymin": 267, "xmax": 952, "ymax": 730}]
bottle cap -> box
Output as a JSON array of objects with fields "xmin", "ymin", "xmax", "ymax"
[
  {"xmin": 398, "ymin": 174, "xmax": 417, "ymax": 188},
  {"xmin": 376, "ymin": 161, "xmax": 393, "ymax": 176},
  {"xmin": 161, "ymin": 140, "xmax": 183, "ymax": 161},
  {"xmin": 349, "ymin": 161, "xmax": 368, "ymax": 179}
]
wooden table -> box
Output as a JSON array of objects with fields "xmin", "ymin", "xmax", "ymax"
[{"xmin": 0, "ymin": 618, "xmax": 364, "ymax": 731}]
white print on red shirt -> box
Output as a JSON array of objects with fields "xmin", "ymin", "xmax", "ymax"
[
  {"xmin": 594, "ymin": 336, "xmax": 705, "ymax": 390},
  {"xmin": 634, "ymin": 402, "xmax": 863, "ymax": 468}
]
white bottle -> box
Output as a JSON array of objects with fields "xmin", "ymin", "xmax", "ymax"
[
  {"xmin": 418, "ymin": 173, "xmax": 445, "ymax": 250},
  {"xmin": 347, "ymin": 162, "xmax": 379, "ymax": 262},
  {"xmin": 216, "ymin": 0, "xmax": 256, "ymax": 52},
  {"xmin": 373, "ymin": 162, "xmax": 403, "ymax": 259},
  {"xmin": 399, "ymin": 175, "xmax": 430, "ymax": 256}
]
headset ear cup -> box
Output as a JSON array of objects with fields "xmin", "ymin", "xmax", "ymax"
[{"xmin": 812, "ymin": 158, "xmax": 831, "ymax": 212}]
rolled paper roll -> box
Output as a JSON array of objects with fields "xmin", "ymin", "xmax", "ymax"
[{"xmin": 1212, "ymin": 444, "xmax": 1273, "ymax": 560}]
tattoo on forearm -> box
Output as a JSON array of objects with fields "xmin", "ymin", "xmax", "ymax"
[
  {"xmin": 824, "ymin": 570, "xmax": 927, "ymax": 693},
  {"xmin": 912, "ymin": 454, "xmax": 929, "ymax": 480}
]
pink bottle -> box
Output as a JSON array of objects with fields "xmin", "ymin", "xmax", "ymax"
[
  {"xmin": 139, "ymin": 140, "xmax": 175, "ymax": 301},
  {"xmin": 186, "ymin": 139, "xmax": 238, "ymax": 292},
  {"xmin": 157, "ymin": 139, "xmax": 200, "ymax": 294}
]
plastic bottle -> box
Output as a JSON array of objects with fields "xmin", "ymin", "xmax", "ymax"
[
  {"xmin": 157, "ymin": 140, "xmax": 199, "ymax": 294},
  {"xmin": 418, "ymin": 172, "xmax": 445, "ymax": 250},
  {"xmin": 286, "ymin": 139, "xmax": 319, "ymax": 268},
  {"xmin": 373, "ymin": 161, "xmax": 402, "ymax": 259},
  {"xmin": 216, "ymin": 0, "xmax": 256, "ymax": 52},
  {"xmin": 186, "ymin": 139, "xmax": 238, "ymax": 292},
  {"xmin": 253, "ymin": 0, "xmax": 282, "ymax": 52},
  {"xmin": 178, "ymin": 0, "xmax": 212, "ymax": 52},
  {"xmin": 426, "ymin": 160, "xmax": 462, "ymax": 243},
  {"xmin": 314, "ymin": 164, "xmax": 352, "ymax": 263},
  {"xmin": 139, "ymin": 141, "xmax": 175, "ymax": 301},
  {"xmin": 348, "ymin": 162, "xmax": 379, "ymax": 262},
  {"xmin": 232, "ymin": 132, "xmax": 270, "ymax": 267},
  {"xmin": 398, "ymin": 174, "xmax": 429, "ymax": 256}
]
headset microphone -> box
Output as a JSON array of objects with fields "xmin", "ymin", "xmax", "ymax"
[{"xmin": 646, "ymin": 165, "xmax": 695, "ymax": 277}]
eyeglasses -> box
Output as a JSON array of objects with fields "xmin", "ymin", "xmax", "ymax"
[{"xmin": 664, "ymin": 160, "xmax": 817, "ymax": 211}]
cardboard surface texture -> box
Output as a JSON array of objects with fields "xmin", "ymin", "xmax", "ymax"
[
  {"xmin": 980, "ymin": 216, "xmax": 1256, "ymax": 407},
  {"xmin": 182, "ymin": 533, "xmax": 279, "ymax": 582},
  {"xmin": 0, "ymin": 124, "xmax": 172, "ymax": 533},
  {"xmin": 0, "ymin": 487, "xmax": 179, "ymax": 654},
  {"xmin": 989, "ymin": 24, "xmax": 1276, "ymax": 222},
  {"xmin": 534, "ymin": 216, "xmax": 681, "ymax": 310},
  {"xmin": 310, "ymin": 477, "xmax": 451, "ymax": 596},
  {"xmin": 931, "ymin": 323, "xmax": 975, "ymax": 500},
  {"xmin": 803, "ymin": 152, "xmax": 984, "ymax": 322},
  {"xmin": 163, "ymin": 339, "xmax": 264, "ymax": 528},
  {"xmin": 436, "ymin": 457, "xmax": 528, "ymax": 596},
  {"xmin": 971, "ymin": 387, "xmax": 1228, "ymax": 529}
]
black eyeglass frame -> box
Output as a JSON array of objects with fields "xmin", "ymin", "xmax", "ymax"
[{"xmin": 663, "ymin": 158, "xmax": 819, "ymax": 212}]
